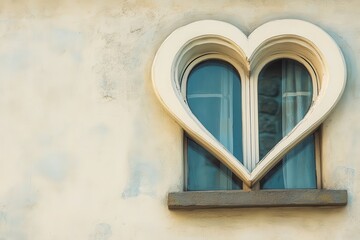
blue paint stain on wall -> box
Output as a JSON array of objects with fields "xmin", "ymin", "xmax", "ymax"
[
  {"xmin": 0, "ymin": 28, "xmax": 83, "ymax": 75},
  {"xmin": 121, "ymin": 115, "xmax": 161, "ymax": 199},
  {"xmin": 0, "ymin": 211, "xmax": 6, "ymax": 224},
  {"xmin": 49, "ymin": 28, "xmax": 83, "ymax": 62},
  {"xmin": 121, "ymin": 156, "xmax": 159, "ymax": 198},
  {"xmin": 1, "ymin": 51, "xmax": 28, "ymax": 70},
  {"xmin": 89, "ymin": 223, "xmax": 112, "ymax": 240},
  {"xmin": 38, "ymin": 153, "xmax": 69, "ymax": 182},
  {"xmin": 90, "ymin": 124, "xmax": 110, "ymax": 137},
  {"xmin": 0, "ymin": 43, "xmax": 30, "ymax": 71}
]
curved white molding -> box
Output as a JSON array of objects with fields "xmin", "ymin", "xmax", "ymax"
[{"xmin": 151, "ymin": 19, "xmax": 346, "ymax": 187}]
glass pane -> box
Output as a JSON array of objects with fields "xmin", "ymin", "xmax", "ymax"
[
  {"xmin": 258, "ymin": 59, "xmax": 316, "ymax": 189},
  {"xmin": 186, "ymin": 60, "xmax": 243, "ymax": 190}
]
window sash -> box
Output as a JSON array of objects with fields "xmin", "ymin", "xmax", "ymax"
[
  {"xmin": 182, "ymin": 55, "xmax": 320, "ymax": 190},
  {"xmin": 185, "ymin": 59, "xmax": 243, "ymax": 190}
]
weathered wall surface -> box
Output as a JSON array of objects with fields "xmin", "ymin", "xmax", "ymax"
[{"xmin": 0, "ymin": 0, "xmax": 359, "ymax": 239}]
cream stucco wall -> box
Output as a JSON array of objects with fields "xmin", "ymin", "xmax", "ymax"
[{"xmin": 0, "ymin": 0, "xmax": 359, "ymax": 239}]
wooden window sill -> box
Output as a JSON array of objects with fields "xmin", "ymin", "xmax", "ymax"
[{"xmin": 168, "ymin": 189, "xmax": 347, "ymax": 209}]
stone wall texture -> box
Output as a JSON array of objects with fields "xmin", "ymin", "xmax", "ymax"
[{"xmin": 0, "ymin": 0, "xmax": 359, "ymax": 239}]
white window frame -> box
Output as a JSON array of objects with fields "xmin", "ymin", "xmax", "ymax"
[{"xmin": 151, "ymin": 19, "xmax": 346, "ymax": 188}]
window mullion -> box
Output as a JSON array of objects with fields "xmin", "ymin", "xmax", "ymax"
[
  {"xmin": 249, "ymin": 70, "xmax": 259, "ymax": 171},
  {"xmin": 242, "ymin": 68, "xmax": 253, "ymax": 171}
]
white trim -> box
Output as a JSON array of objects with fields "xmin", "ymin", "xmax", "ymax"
[{"xmin": 151, "ymin": 19, "xmax": 346, "ymax": 187}]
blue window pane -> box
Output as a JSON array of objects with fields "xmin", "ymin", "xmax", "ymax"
[
  {"xmin": 258, "ymin": 59, "xmax": 316, "ymax": 189},
  {"xmin": 186, "ymin": 60, "xmax": 243, "ymax": 190}
]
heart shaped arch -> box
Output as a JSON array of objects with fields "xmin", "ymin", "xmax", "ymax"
[{"xmin": 151, "ymin": 19, "xmax": 346, "ymax": 187}]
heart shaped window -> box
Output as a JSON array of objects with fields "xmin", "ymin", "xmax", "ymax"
[
  {"xmin": 152, "ymin": 19, "xmax": 346, "ymax": 189},
  {"xmin": 183, "ymin": 56, "xmax": 317, "ymax": 190}
]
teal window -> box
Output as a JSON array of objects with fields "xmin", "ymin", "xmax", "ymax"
[
  {"xmin": 184, "ymin": 58, "xmax": 317, "ymax": 190},
  {"xmin": 186, "ymin": 60, "xmax": 243, "ymax": 190},
  {"xmin": 259, "ymin": 59, "xmax": 316, "ymax": 189}
]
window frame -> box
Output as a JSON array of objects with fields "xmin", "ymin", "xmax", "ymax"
[
  {"xmin": 151, "ymin": 19, "xmax": 347, "ymax": 191},
  {"xmin": 181, "ymin": 54, "xmax": 322, "ymax": 190}
]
